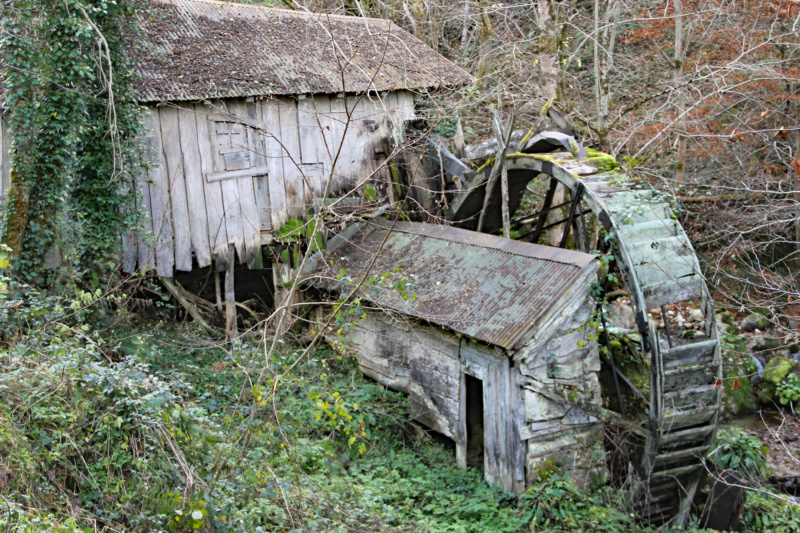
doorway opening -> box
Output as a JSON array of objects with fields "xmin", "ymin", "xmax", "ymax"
[{"xmin": 465, "ymin": 374, "xmax": 484, "ymax": 469}]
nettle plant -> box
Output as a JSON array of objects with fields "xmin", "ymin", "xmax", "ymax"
[
  {"xmin": 776, "ymin": 373, "xmax": 800, "ymax": 406},
  {"xmin": 710, "ymin": 428, "xmax": 769, "ymax": 482}
]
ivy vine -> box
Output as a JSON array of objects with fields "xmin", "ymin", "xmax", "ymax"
[{"xmin": 1, "ymin": 0, "xmax": 145, "ymax": 286}]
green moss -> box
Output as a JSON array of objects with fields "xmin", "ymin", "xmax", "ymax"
[
  {"xmin": 584, "ymin": 148, "xmax": 619, "ymax": 171},
  {"xmin": 763, "ymin": 356, "xmax": 795, "ymax": 385},
  {"xmin": 275, "ymin": 217, "xmax": 324, "ymax": 252},
  {"xmin": 529, "ymin": 458, "xmax": 557, "ymax": 483},
  {"xmin": 362, "ymin": 184, "xmax": 378, "ymax": 202},
  {"xmin": 722, "ymin": 363, "xmax": 758, "ymax": 415}
]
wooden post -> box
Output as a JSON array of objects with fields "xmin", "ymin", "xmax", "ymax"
[
  {"xmin": 224, "ymin": 245, "xmax": 236, "ymax": 340},
  {"xmin": 500, "ymin": 163, "xmax": 511, "ymax": 238},
  {"xmin": 477, "ymin": 112, "xmax": 516, "ymax": 233}
]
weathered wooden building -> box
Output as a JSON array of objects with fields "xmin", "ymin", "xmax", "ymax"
[
  {"xmin": 316, "ymin": 219, "xmax": 603, "ymax": 492},
  {"xmin": 128, "ymin": 0, "xmax": 470, "ymax": 278},
  {"xmin": 0, "ymin": 0, "xmax": 471, "ymax": 280}
]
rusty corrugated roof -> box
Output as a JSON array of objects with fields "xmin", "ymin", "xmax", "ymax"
[
  {"xmin": 317, "ymin": 220, "xmax": 596, "ymax": 351},
  {"xmin": 133, "ymin": 0, "xmax": 473, "ymax": 102}
]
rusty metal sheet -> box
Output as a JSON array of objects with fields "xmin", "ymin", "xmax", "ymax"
[
  {"xmin": 318, "ymin": 220, "xmax": 596, "ymax": 351},
  {"xmin": 133, "ymin": 0, "xmax": 473, "ymax": 102}
]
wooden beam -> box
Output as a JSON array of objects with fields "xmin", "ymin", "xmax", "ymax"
[
  {"xmin": 160, "ymin": 277, "xmax": 215, "ymax": 334},
  {"xmin": 559, "ymin": 182, "xmax": 584, "ymax": 248},
  {"xmin": 477, "ymin": 112, "xmax": 515, "ymax": 233},
  {"xmin": 225, "ymin": 245, "xmax": 237, "ymax": 340},
  {"xmin": 528, "ymin": 177, "xmax": 558, "ymax": 244}
]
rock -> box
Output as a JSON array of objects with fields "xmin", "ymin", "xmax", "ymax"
[
  {"xmin": 692, "ymin": 308, "xmax": 705, "ymax": 322},
  {"xmin": 763, "ymin": 356, "xmax": 796, "ymax": 386},
  {"xmin": 741, "ymin": 314, "xmax": 771, "ymax": 333},
  {"xmin": 609, "ymin": 300, "xmax": 635, "ymax": 330},
  {"xmin": 699, "ymin": 470, "xmax": 746, "ymax": 531},
  {"xmin": 676, "ymin": 313, "xmax": 686, "ymax": 326},
  {"xmin": 750, "ymin": 336, "xmax": 783, "ymax": 354},
  {"xmin": 789, "ymin": 320, "xmax": 800, "ymax": 330},
  {"xmin": 750, "ymin": 374, "xmax": 762, "ymax": 387},
  {"xmin": 719, "ymin": 310, "xmax": 736, "ymax": 325}
]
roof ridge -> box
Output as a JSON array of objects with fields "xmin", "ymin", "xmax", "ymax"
[
  {"xmin": 363, "ymin": 219, "xmax": 595, "ymax": 269},
  {"xmin": 157, "ymin": 0, "xmax": 391, "ymax": 23}
]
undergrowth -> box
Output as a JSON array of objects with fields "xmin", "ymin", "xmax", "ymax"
[{"xmin": 1, "ymin": 266, "xmax": 798, "ymax": 531}]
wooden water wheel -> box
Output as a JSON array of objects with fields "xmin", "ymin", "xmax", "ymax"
[{"xmin": 445, "ymin": 151, "xmax": 722, "ymax": 526}]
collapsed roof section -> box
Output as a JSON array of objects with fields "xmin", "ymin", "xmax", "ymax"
[{"xmin": 316, "ymin": 219, "xmax": 597, "ymax": 351}]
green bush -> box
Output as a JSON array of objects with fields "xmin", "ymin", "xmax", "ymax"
[
  {"xmin": 740, "ymin": 491, "xmax": 800, "ymax": 533},
  {"xmin": 709, "ymin": 428, "xmax": 769, "ymax": 481},
  {"xmin": 776, "ymin": 373, "xmax": 800, "ymax": 405}
]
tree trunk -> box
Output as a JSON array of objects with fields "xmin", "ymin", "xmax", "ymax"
[{"xmin": 674, "ymin": 0, "xmax": 687, "ymax": 187}]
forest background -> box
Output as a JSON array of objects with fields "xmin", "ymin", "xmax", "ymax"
[{"xmin": 0, "ymin": 0, "xmax": 799, "ymax": 531}]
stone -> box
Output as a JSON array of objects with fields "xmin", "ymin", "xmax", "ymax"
[
  {"xmin": 762, "ymin": 356, "xmax": 796, "ymax": 386},
  {"xmin": 741, "ymin": 314, "xmax": 771, "ymax": 333},
  {"xmin": 750, "ymin": 336, "xmax": 783, "ymax": 354},
  {"xmin": 692, "ymin": 308, "xmax": 705, "ymax": 322},
  {"xmin": 699, "ymin": 470, "xmax": 746, "ymax": 531},
  {"xmin": 719, "ymin": 310, "xmax": 736, "ymax": 325}
]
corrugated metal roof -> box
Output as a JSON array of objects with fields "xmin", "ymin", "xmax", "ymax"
[
  {"xmin": 134, "ymin": 0, "xmax": 473, "ymax": 102},
  {"xmin": 317, "ymin": 220, "xmax": 596, "ymax": 351}
]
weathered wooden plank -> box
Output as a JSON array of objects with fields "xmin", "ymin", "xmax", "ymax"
[
  {"xmin": 663, "ymin": 385, "xmax": 717, "ymax": 410},
  {"xmin": 497, "ymin": 358, "xmax": 513, "ymax": 492},
  {"xmin": 135, "ymin": 150, "xmax": 155, "ymax": 271},
  {"xmin": 483, "ymin": 364, "xmax": 499, "ymax": 485},
  {"xmin": 298, "ymin": 96, "xmax": 325, "ymax": 198},
  {"xmin": 662, "ymin": 407, "xmax": 715, "ymax": 430},
  {"xmin": 654, "ymin": 445, "xmax": 710, "ymax": 466},
  {"xmin": 327, "ymin": 94, "xmax": 347, "ymax": 174},
  {"xmin": 634, "ymin": 255, "xmax": 699, "ymax": 287},
  {"xmin": 194, "ymin": 102, "xmax": 230, "ymax": 268},
  {"xmin": 229, "ymin": 100, "xmax": 262, "ymax": 267},
  {"xmin": 278, "ymin": 97, "xmax": 305, "ymax": 219},
  {"xmin": 158, "ymin": 106, "xmax": 192, "ymax": 272},
  {"xmin": 662, "ymin": 339, "xmax": 717, "ymax": 369},
  {"xmin": 261, "ymin": 98, "xmax": 288, "ymax": 229},
  {"xmin": 626, "ymin": 236, "xmax": 694, "ymax": 266},
  {"xmin": 659, "ymin": 425, "xmax": 714, "ymax": 446},
  {"xmin": 641, "ymin": 277, "xmax": 704, "ymax": 308},
  {"xmin": 143, "ymin": 109, "xmax": 174, "ymax": 277},
  {"xmin": 311, "ymin": 95, "xmax": 333, "ymax": 198},
  {"xmin": 650, "ymin": 463, "xmax": 703, "ymax": 480},
  {"xmin": 176, "ymin": 104, "xmax": 212, "ymax": 268},
  {"xmin": 663, "ymin": 364, "xmax": 716, "ymax": 390},
  {"xmin": 214, "ymin": 101, "xmax": 247, "ymax": 262}
]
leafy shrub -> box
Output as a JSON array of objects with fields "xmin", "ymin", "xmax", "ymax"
[
  {"xmin": 776, "ymin": 373, "xmax": 800, "ymax": 405},
  {"xmin": 740, "ymin": 491, "xmax": 800, "ymax": 533},
  {"xmin": 709, "ymin": 428, "xmax": 769, "ymax": 481}
]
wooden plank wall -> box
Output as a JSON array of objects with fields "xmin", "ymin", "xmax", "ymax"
[
  {"xmin": 337, "ymin": 310, "xmax": 522, "ymax": 494},
  {"xmin": 340, "ymin": 312, "xmax": 462, "ymax": 439},
  {"xmin": 123, "ymin": 91, "xmax": 415, "ymax": 276},
  {"xmin": 460, "ymin": 339, "xmax": 518, "ymax": 493},
  {"xmin": 514, "ymin": 279, "xmax": 605, "ymax": 490}
]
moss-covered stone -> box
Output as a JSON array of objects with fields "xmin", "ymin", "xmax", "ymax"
[
  {"xmin": 722, "ymin": 364, "xmax": 758, "ymax": 415},
  {"xmin": 763, "ymin": 356, "xmax": 796, "ymax": 385}
]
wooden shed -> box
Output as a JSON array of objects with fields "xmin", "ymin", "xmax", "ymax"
[
  {"xmin": 0, "ymin": 0, "xmax": 471, "ymax": 282},
  {"xmin": 314, "ymin": 219, "xmax": 604, "ymax": 492}
]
